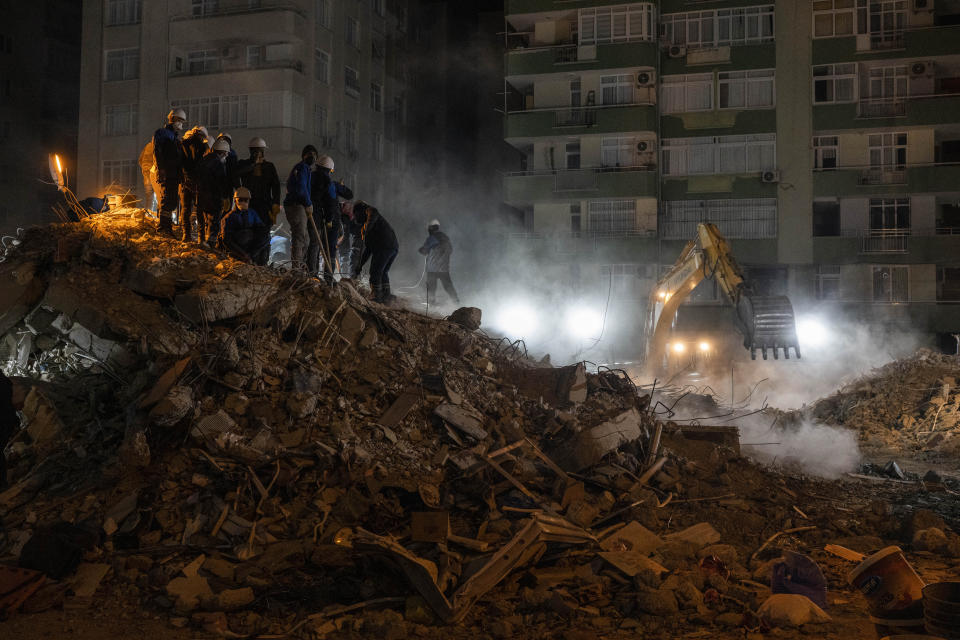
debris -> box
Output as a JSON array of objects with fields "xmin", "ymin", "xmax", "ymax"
[
  {"xmin": 757, "ymin": 593, "xmax": 831, "ymax": 627},
  {"xmin": 68, "ymin": 563, "xmax": 111, "ymax": 598},
  {"xmin": 447, "ymin": 307, "xmax": 482, "ymax": 331},
  {"xmin": 411, "ymin": 512, "xmax": 449, "ymax": 543},
  {"xmin": 434, "ymin": 403, "xmax": 488, "ymax": 440},
  {"xmin": 771, "ymin": 551, "xmax": 827, "ymax": 609},
  {"xmin": 551, "ymin": 408, "xmax": 644, "ymax": 471},
  {"xmin": 0, "ymin": 565, "xmax": 45, "ymax": 615}
]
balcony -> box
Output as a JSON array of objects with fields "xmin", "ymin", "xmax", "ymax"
[
  {"xmin": 171, "ymin": 0, "xmax": 306, "ymax": 20},
  {"xmin": 812, "ymin": 24, "xmax": 960, "ymax": 64},
  {"xmin": 813, "ymin": 92, "xmax": 960, "ymax": 130},
  {"xmin": 169, "ymin": 58, "xmax": 303, "ymax": 78},
  {"xmin": 505, "ymin": 40, "xmax": 658, "ymax": 77},
  {"xmin": 815, "ymin": 228, "xmax": 960, "ymax": 263},
  {"xmin": 169, "ymin": 1, "xmax": 306, "ymax": 44},
  {"xmin": 812, "ymin": 162, "xmax": 960, "ymax": 196},
  {"xmin": 505, "ymin": 103, "xmax": 657, "ymax": 139},
  {"xmin": 505, "ymin": 230, "xmax": 659, "ymax": 258},
  {"xmin": 504, "ymin": 166, "xmax": 658, "ymax": 204},
  {"xmin": 853, "ymin": 229, "xmax": 910, "ymax": 254}
]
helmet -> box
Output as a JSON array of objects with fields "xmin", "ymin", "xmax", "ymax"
[
  {"xmin": 428, "ymin": 219, "xmax": 440, "ymax": 228},
  {"xmin": 212, "ymin": 139, "xmax": 231, "ymax": 152},
  {"xmin": 217, "ymin": 133, "xmax": 232, "ymax": 145},
  {"xmin": 248, "ymin": 137, "xmax": 267, "ymax": 149},
  {"xmin": 317, "ymin": 155, "xmax": 334, "ymax": 171},
  {"xmin": 197, "ymin": 126, "xmax": 209, "ymax": 138},
  {"xmin": 167, "ymin": 108, "xmax": 187, "ymax": 123},
  {"xmin": 234, "ymin": 186, "xmax": 252, "ymax": 199},
  {"xmin": 301, "ymin": 144, "xmax": 318, "ymax": 161}
]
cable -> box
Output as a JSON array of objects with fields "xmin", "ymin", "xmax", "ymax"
[{"xmin": 571, "ymin": 263, "xmax": 614, "ymax": 360}]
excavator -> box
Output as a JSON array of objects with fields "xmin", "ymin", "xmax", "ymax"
[{"xmin": 643, "ymin": 223, "xmax": 800, "ymax": 374}]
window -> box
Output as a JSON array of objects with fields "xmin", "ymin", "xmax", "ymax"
[
  {"xmin": 191, "ymin": 0, "xmax": 218, "ymax": 17},
  {"xmin": 662, "ymin": 198, "xmax": 777, "ymax": 239},
  {"xmin": 101, "ymin": 160, "xmax": 137, "ymax": 189},
  {"xmin": 344, "ymin": 66, "xmax": 360, "ymax": 97},
  {"xmin": 345, "ymin": 120, "xmax": 358, "ymax": 154},
  {"xmin": 373, "ymin": 132, "xmax": 384, "ymax": 161},
  {"xmin": 813, "ymin": 63, "xmax": 856, "ymax": 103},
  {"xmin": 565, "ymin": 142, "xmax": 581, "ymax": 169},
  {"xmin": 373, "ymin": 0, "xmax": 385, "ymax": 16},
  {"xmin": 873, "ymin": 265, "xmax": 908, "ymax": 302},
  {"xmin": 600, "ymin": 264, "xmax": 649, "ymax": 299},
  {"xmin": 866, "ymin": 65, "xmax": 907, "ymax": 100},
  {"xmin": 816, "ymin": 265, "xmax": 841, "ymax": 300},
  {"xmin": 313, "ymin": 104, "xmax": 327, "ymax": 137},
  {"xmin": 579, "ymin": 4, "xmax": 655, "ymax": 44},
  {"xmin": 813, "ymin": 136, "xmax": 839, "ymax": 169},
  {"xmin": 661, "ymin": 74, "xmax": 713, "ymax": 113},
  {"xmin": 316, "ymin": 0, "xmax": 331, "ymax": 27},
  {"xmin": 571, "ymin": 203, "xmax": 581, "ymax": 234},
  {"xmin": 869, "ymin": 197, "xmax": 910, "ymax": 230},
  {"xmin": 171, "ymin": 94, "xmax": 248, "ymax": 128},
  {"xmin": 600, "ymin": 138, "xmax": 639, "ymax": 167},
  {"xmin": 570, "ymin": 80, "xmax": 581, "ymax": 107},
  {"xmin": 588, "ymin": 200, "xmax": 637, "ymax": 234},
  {"xmin": 346, "ymin": 17, "xmax": 361, "ymax": 48},
  {"xmin": 315, "ymin": 49, "xmax": 330, "ymax": 83},
  {"xmin": 937, "ymin": 266, "xmax": 960, "ymax": 301},
  {"xmin": 246, "ymin": 45, "xmax": 262, "ymax": 68},
  {"xmin": 868, "ymin": 132, "xmax": 907, "ymax": 170},
  {"xmin": 868, "ymin": 0, "xmax": 906, "ymax": 47},
  {"xmin": 104, "ymin": 48, "xmax": 139, "ymax": 81},
  {"xmin": 601, "ymin": 74, "xmax": 634, "ymax": 105},
  {"xmin": 718, "ymin": 69, "xmax": 774, "ymax": 109},
  {"xmin": 812, "ymin": 0, "xmax": 856, "ymax": 37},
  {"xmin": 106, "ymin": 0, "xmax": 142, "ymax": 26},
  {"xmin": 660, "ymin": 5, "xmax": 775, "ymax": 48},
  {"xmin": 813, "ymin": 200, "xmax": 841, "ymax": 236},
  {"xmin": 104, "ymin": 104, "xmax": 136, "ymax": 136},
  {"xmin": 661, "ymin": 134, "xmax": 775, "ymax": 176},
  {"xmin": 187, "ymin": 49, "xmax": 221, "ymax": 74},
  {"xmin": 370, "ymin": 82, "xmax": 382, "ymax": 112}
]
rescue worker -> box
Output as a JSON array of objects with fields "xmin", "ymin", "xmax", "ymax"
[
  {"xmin": 352, "ymin": 202, "xmax": 398, "ymax": 304},
  {"xmin": 419, "ymin": 219, "xmax": 460, "ymax": 305},
  {"xmin": 138, "ymin": 139, "xmax": 160, "ymax": 211},
  {"xmin": 216, "ymin": 133, "xmax": 240, "ymax": 189},
  {"xmin": 77, "ymin": 196, "xmax": 110, "ymax": 217},
  {"xmin": 195, "ymin": 138, "xmax": 234, "ymax": 246},
  {"xmin": 283, "ymin": 145, "xmax": 317, "ymax": 270},
  {"xmin": 309, "ymin": 155, "xmax": 353, "ymax": 284},
  {"xmin": 339, "ymin": 201, "xmax": 364, "ymax": 280},
  {"xmin": 236, "ymin": 137, "xmax": 282, "ymax": 246},
  {"xmin": 220, "ymin": 187, "xmax": 270, "ymax": 264},
  {"xmin": 152, "ymin": 108, "xmax": 187, "ymax": 235},
  {"xmin": 0, "ymin": 373, "xmax": 26, "ymax": 489},
  {"xmin": 179, "ymin": 126, "xmax": 210, "ymax": 242}
]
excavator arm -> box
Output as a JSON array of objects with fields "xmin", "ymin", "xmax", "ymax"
[{"xmin": 644, "ymin": 223, "xmax": 800, "ymax": 367}]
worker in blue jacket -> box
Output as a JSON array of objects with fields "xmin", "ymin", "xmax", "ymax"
[
  {"xmin": 309, "ymin": 155, "xmax": 353, "ymax": 284},
  {"xmin": 152, "ymin": 108, "xmax": 187, "ymax": 235},
  {"xmin": 283, "ymin": 145, "xmax": 317, "ymax": 270},
  {"xmin": 220, "ymin": 187, "xmax": 270, "ymax": 264}
]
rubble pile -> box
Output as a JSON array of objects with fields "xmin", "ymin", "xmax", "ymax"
[
  {"xmin": 801, "ymin": 350, "xmax": 960, "ymax": 457},
  {"xmin": 0, "ymin": 211, "xmax": 959, "ymax": 639}
]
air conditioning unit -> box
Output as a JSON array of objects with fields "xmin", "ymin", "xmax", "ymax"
[
  {"xmin": 668, "ymin": 45, "xmax": 686, "ymax": 58},
  {"xmin": 761, "ymin": 170, "xmax": 780, "ymax": 183},
  {"xmin": 910, "ymin": 61, "xmax": 934, "ymax": 78},
  {"xmin": 636, "ymin": 140, "xmax": 655, "ymax": 153},
  {"xmin": 636, "ymin": 70, "xmax": 655, "ymax": 87}
]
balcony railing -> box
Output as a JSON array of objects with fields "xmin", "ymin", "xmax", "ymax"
[
  {"xmin": 859, "ymin": 167, "xmax": 906, "ymax": 185},
  {"xmin": 555, "ymin": 108, "xmax": 598, "ymax": 127},
  {"xmin": 554, "ymin": 45, "xmax": 578, "ymax": 63},
  {"xmin": 172, "ymin": 0, "xmax": 306, "ymax": 20},
  {"xmin": 555, "ymin": 169, "xmax": 598, "ymax": 191},
  {"xmin": 869, "ymin": 30, "xmax": 905, "ymax": 50},
  {"xmin": 855, "ymin": 229, "xmax": 910, "ymax": 254},
  {"xmin": 170, "ymin": 59, "xmax": 303, "ymax": 77},
  {"xmin": 857, "ymin": 98, "xmax": 906, "ymax": 118}
]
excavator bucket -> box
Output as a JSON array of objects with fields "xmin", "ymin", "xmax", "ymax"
[{"xmin": 736, "ymin": 295, "xmax": 801, "ymax": 360}]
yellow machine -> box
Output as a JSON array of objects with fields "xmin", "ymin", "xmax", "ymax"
[{"xmin": 644, "ymin": 223, "xmax": 800, "ymax": 371}]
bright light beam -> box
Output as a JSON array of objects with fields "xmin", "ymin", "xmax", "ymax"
[
  {"xmin": 495, "ymin": 303, "xmax": 540, "ymax": 340},
  {"xmin": 796, "ymin": 316, "xmax": 830, "ymax": 349},
  {"xmin": 565, "ymin": 307, "xmax": 603, "ymax": 341}
]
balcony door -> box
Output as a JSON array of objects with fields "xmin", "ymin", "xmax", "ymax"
[{"xmin": 868, "ymin": 0, "xmax": 906, "ymax": 48}]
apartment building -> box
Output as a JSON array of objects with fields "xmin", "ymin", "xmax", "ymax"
[
  {"xmin": 503, "ymin": 0, "xmax": 960, "ymax": 354},
  {"xmin": 0, "ymin": 0, "xmax": 81, "ymax": 230},
  {"xmin": 77, "ymin": 0, "xmax": 415, "ymax": 209}
]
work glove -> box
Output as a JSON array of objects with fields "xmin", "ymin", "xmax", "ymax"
[
  {"xmin": 221, "ymin": 198, "xmax": 231, "ymax": 212},
  {"xmin": 270, "ymin": 204, "xmax": 281, "ymax": 223}
]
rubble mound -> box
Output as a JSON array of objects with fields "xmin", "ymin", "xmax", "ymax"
[
  {"xmin": 802, "ymin": 349, "xmax": 960, "ymax": 457},
  {"xmin": 1, "ymin": 211, "xmax": 959, "ymax": 639}
]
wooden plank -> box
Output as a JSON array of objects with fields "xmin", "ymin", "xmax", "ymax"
[{"xmin": 378, "ymin": 388, "xmax": 419, "ymax": 429}]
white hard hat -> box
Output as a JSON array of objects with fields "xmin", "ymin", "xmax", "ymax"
[
  {"xmin": 212, "ymin": 139, "xmax": 231, "ymax": 152},
  {"xmin": 168, "ymin": 108, "xmax": 187, "ymax": 122},
  {"xmin": 248, "ymin": 137, "xmax": 267, "ymax": 149},
  {"xmin": 429, "ymin": 219, "xmax": 440, "ymax": 228},
  {"xmin": 234, "ymin": 186, "xmax": 252, "ymax": 199},
  {"xmin": 197, "ymin": 126, "xmax": 209, "ymax": 138},
  {"xmin": 218, "ymin": 133, "xmax": 232, "ymax": 145},
  {"xmin": 317, "ymin": 155, "xmax": 334, "ymax": 171}
]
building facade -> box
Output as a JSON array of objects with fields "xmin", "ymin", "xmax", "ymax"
[
  {"xmin": 502, "ymin": 0, "xmax": 960, "ymax": 354},
  {"xmin": 78, "ymin": 0, "xmax": 416, "ymax": 209}
]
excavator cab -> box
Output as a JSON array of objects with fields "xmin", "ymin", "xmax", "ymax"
[{"xmin": 643, "ymin": 223, "xmax": 800, "ymax": 373}]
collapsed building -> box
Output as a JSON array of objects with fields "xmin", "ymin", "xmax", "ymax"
[{"xmin": 0, "ymin": 210, "xmax": 959, "ymax": 639}]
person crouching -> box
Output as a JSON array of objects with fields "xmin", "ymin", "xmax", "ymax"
[
  {"xmin": 351, "ymin": 202, "xmax": 398, "ymax": 304},
  {"xmin": 220, "ymin": 187, "xmax": 270, "ymax": 264}
]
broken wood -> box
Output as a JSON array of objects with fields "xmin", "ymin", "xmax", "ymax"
[
  {"xmin": 750, "ymin": 526, "xmax": 818, "ymax": 563},
  {"xmin": 824, "ymin": 544, "xmax": 866, "ymax": 563}
]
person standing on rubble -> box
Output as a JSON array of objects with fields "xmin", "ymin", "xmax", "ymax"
[
  {"xmin": 138, "ymin": 139, "xmax": 160, "ymax": 212},
  {"xmin": 418, "ymin": 219, "xmax": 460, "ymax": 305},
  {"xmin": 237, "ymin": 139, "xmax": 281, "ymax": 261},
  {"xmin": 179, "ymin": 126, "xmax": 210, "ymax": 242},
  {"xmin": 152, "ymin": 108, "xmax": 187, "ymax": 235},
  {"xmin": 219, "ymin": 187, "xmax": 270, "ymax": 264},
  {"xmin": 283, "ymin": 145, "xmax": 318, "ymax": 270},
  {"xmin": 0, "ymin": 373, "xmax": 26, "ymax": 489},
  {"xmin": 339, "ymin": 201, "xmax": 364, "ymax": 281},
  {"xmin": 195, "ymin": 138, "xmax": 234, "ymax": 247},
  {"xmin": 309, "ymin": 155, "xmax": 353, "ymax": 284},
  {"xmin": 352, "ymin": 201, "xmax": 398, "ymax": 304}
]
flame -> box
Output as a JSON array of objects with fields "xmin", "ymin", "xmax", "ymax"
[{"xmin": 55, "ymin": 155, "xmax": 62, "ymax": 173}]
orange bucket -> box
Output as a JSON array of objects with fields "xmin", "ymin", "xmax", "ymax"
[{"xmin": 848, "ymin": 546, "xmax": 925, "ymax": 621}]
